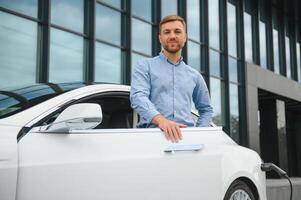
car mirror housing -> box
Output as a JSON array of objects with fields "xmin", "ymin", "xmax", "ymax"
[{"xmin": 38, "ymin": 103, "xmax": 102, "ymax": 133}]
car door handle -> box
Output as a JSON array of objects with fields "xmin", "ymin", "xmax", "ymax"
[{"xmin": 164, "ymin": 144, "xmax": 204, "ymax": 153}]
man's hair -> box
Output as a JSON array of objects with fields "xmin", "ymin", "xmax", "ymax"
[{"xmin": 159, "ymin": 15, "xmax": 186, "ymax": 33}]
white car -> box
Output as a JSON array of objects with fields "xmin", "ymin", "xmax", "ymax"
[{"xmin": 0, "ymin": 83, "xmax": 267, "ymax": 200}]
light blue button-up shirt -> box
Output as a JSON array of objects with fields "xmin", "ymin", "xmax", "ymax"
[{"xmin": 130, "ymin": 52, "xmax": 213, "ymax": 128}]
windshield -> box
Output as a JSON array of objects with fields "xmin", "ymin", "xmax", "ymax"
[{"xmin": 0, "ymin": 82, "xmax": 88, "ymax": 119}]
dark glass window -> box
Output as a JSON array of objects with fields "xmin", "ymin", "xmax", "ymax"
[
  {"xmin": 49, "ymin": 28, "xmax": 83, "ymax": 82},
  {"xmin": 95, "ymin": 42, "xmax": 122, "ymax": 83},
  {"xmin": 187, "ymin": 41, "xmax": 201, "ymax": 71},
  {"xmin": 227, "ymin": 1, "xmax": 237, "ymax": 57},
  {"xmin": 0, "ymin": 83, "xmax": 85, "ymax": 119},
  {"xmin": 285, "ymin": 36, "xmax": 291, "ymax": 79},
  {"xmin": 96, "ymin": 4, "xmax": 121, "ymax": 46},
  {"xmin": 161, "ymin": 0, "xmax": 177, "ymax": 18},
  {"xmin": 210, "ymin": 77, "xmax": 223, "ymax": 126},
  {"xmin": 132, "ymin": 0, "xmax": 151, "ymax": 21},
  {"xmin": 259, "ymin": 21, "xmax": 267, "ymax": 68},
  {"xmin": 209, "ymin": 0, "xmax": 219, "ymax": 49},
  {"xmin": 229, "ymin": 83, "xmax": 239, "ymax": 142},
  {"xmin": 51, "ymin": 0, "xmax": 84, "ymax": 33},
  {"xmin": 13, "ymin": 84, "xmax": 55, "ymax": 100},
  {"xmin": 187, "ymin": 0, "xmax": 200, "ymax": 42},
  {"xmin": 244, "ymin": 12, "xmax": 253, "ymax": 63},
  {"xmin": 273, "ymin": 29, "xmax": 280, "ymax": 74},
  {"xmin": 229, "ymin": 57, "xmax": 238, "ymax": 83},
  {"xmin": 98, "ymin": 0, "xmax": 121, "ymax": 9},
  {"xmin": 210, "ymin": 50, "xmax": 220, "ymax": 77},
  {"xmin": 297, "ymin": 42, "xmax": 301, "ymax": 83},
  {"xmin": 0, "ymin": 0, "xmax": 37, "ymax": 17},
  {"xmin": 0, "ymin": 11, "xmax": 37, "ymax": 88},
  {"xmin": 132, "ymin": 18, "xmax": 152, "ymax": 56}
]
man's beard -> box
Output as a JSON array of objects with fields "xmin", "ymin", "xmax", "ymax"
[{"xmin": 162, "ymin": 42, "xmax": 183, "ymax": 53}]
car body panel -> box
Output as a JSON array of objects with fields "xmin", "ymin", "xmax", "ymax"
[
  {"xmin": 0, "ymin": 125, "xmax": 20, "ymax": 200},
  {"xmin": 0, "ymin": 84, "xmax": 267, "ymax": 200}
]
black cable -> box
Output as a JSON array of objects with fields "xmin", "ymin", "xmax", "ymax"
[
  {"xmin": 261, "ymin": 163, "xmax": 293, "ymax": 200},
  {"xmin": 284, "ymin": 175, "xmax": 292, "ymax": 200}
]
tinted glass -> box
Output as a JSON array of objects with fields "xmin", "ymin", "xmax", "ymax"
[
  {"xmin": 229, "ymin": 57, "xmax": 238, "ymax": 83},
  {"xmin": 98, "ymin": 0, "xmax": 121, "ymax": 9},
  {"xmin": 297, "ymin": 43, "xmax": 301, "ymax": 83},
  {"xmin": 132, "ymin": 19, "xmax": 152, "ymax": 55},
  {"xmin": 187, "ymin": 41, "xmax": 201, "ymax": 71},
  {"xmin": 95, "ymin": 42, "xmax": 122, "ymax": 83},
  {"xmin": 0, "ymin": 94, "xmax": 20, "ymax": 117},
  {"xmin": 273, "ymin": 29, "xmax": 280, "ymax": 74},
  {"xmin": 187, "ymin": 0, "xmax": 200, "ymax": 41},
  {"xmin": 210, "ymin": 77, "xmax": 222, "ymax": 126},
  {"xmin": 285, "ymin": 37, "xmax": 291, "ymax": 79},
  {"xmin": 229, "ymin": 83, "xmax": 239, "ymax": 142},
  {"xmin": 244, "ymin": 12, "xmax": 253, "ymax": 63},
  {"xmin": 0, "ymin": 83, "xmax": 85, "ymax": 119},
  {"xmin": 0, "ymin": 12, "xmax": 37, "ymax": 88},
  {"xmin": 49, "ymin": 28, "xmax": 83, "ymax": 82},
  {"xmin": 161, "ymin": 0, "xmax": 177, "ymax": 18},
  {"xmin": 210, "ymin": 50, "xmax": 220, "ymax": 77},
  {"xmin": 209, "ymin": 0, "xmax": 219, "ymax": 49},
  {"xmin": 51, "ymin": 0, "xmax": 84, "ymax": 33},
  {"xmin": 96, "ymin": 4, "xmax": 121, "ymax": 45},
  {"xmin": 259, "ymin": 21, "xmax": 267, "ymax": 68},
  {"xmin": 0, "ymin": 0, "xmax": 37, "ymax": 17},
  {"xmin": 227, "ymin": 2, "xmax": 237, "ymax": 57},
  {"xmin": 132, "ymin": 0, "xmax": 151, "ymax": 21}
]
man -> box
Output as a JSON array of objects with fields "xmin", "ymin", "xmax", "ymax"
[{"xmin": 130, "ymin": 15, "xmax": 213, "ymax": 143}]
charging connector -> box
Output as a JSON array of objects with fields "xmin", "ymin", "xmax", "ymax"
[{"xmin": 261, "ymin": 163, "xmax": 292, "ymax": 200}]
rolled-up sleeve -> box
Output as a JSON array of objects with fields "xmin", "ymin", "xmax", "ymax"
[
  {"xmin": 130, "ymin": 60, "xmax": 160, "ymax": 124},
  {"xmin": 193, "ymin": 74, "xmax": 213, "ymax": 127}
]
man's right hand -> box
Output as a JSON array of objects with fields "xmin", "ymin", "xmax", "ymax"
[{"xmin": 152, "ymin": 115, "xmax": 187, "ymax": 143}]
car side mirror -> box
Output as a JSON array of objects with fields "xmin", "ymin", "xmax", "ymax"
[{"xmin": 38, "ymin": 103, "xmax": 102, "ymax": 133}]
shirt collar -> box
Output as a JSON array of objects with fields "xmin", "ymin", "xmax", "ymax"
[{"xmin": 159, "ymin": 51, "xmax": 183, "ymax": 66}]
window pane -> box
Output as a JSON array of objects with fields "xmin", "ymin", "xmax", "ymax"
[
  {"xmin": 51, "ymin": 0, "xmax": 84, "ymax": 33},
  {"xmin": 209, "ymin": 0, "xmax": 219, "ymax": 49},
  {"xmin": 161, "ymin": 0, "xmax": 177, "ymax": 18},
  {"xmin": 227, "ymin": 2, "xmax": 237, "ymax": 57},
  {"xmin": 187, "ymin": 0, "xmax": 200, "ymax": 41},
  {"xmin": 210, "ymin": 50, "xmax": 220, "ymax": 77},
  {"xmin": 273, "ymin": 29, "xmax": 280, "ymax": 74},
  {"xmin": 132, "ymin": 19, "xmax": 152, "ymax": 55},
  {"xmin": 297, "ymin": 43, "xmax": 301, "ymax": 83},
  {"xmin": 98, "ymin": 0, "xmax": 120, "ymax": 9},
  {"xmin": 187, "ymin": 41, "xmax": 200, "ymax": 71},
  {"xmin": 229, "ymin": 83, "xmax": 239, "ymax": 143},
  {"xmin": 210, "ymin": 78, "xmax": 222, "ymax": 126},
  {"xmin": 285, "ymin": 37, "xmax": 291, "ymax": 79},
  {"xmin": 0, "ymin": 0, "xmax": 37, "ymax": 17},
  {"xmin": 229, "ymin": 57, "xmax": 238, "ymax": 83},
  {"xmin": 132, "ymin": 0, "xmax": 151, "ymax": 21},
  {"xmin": 49, "ymin": 28, "xmax": 83, "ymax": 82},
  {"xmin": 95, "ymin": 43, "xmax": 121, "ymax": 83},
  {"xmin": 96, "ymin": 4, "xmax": 121, "ymax": 45},
  {"xmin": 0, "ymin": 12, "xmax": 37, "ymax": 88},
  {"xmin": 244, "ymin": 12, "xmax": 253, "ymax": 63},
  {"xmin": 259, "ymin": 21, "xmax": 267, "ymax": 68}
]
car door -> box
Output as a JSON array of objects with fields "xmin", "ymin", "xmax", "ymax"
[
  {"xmin": 17, "ymin": 129, "xmax": 223, "ymax": 200},
  {"xmin": 16, "ymin": 94, "xmax": 223, "ymax": 200}
]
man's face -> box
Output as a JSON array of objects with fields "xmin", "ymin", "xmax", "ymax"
[{"xmin": 159, "ymin": 21, "xmax": 187, "ymax": 54}]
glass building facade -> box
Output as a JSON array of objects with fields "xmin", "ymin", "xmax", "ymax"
[{"xmin": 1, "ymin": 0, "xmax": 301, "ymax": 175}]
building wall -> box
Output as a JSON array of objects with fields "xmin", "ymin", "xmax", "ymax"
[{"xmin": 0, "ymin": 0, "xmax": 301, "ymax": 151}]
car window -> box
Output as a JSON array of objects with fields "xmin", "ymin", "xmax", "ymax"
[{"xmin": 36, "ymin": 92, "xmax": 135, "ymax": 130}]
